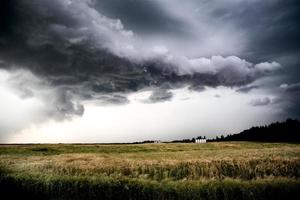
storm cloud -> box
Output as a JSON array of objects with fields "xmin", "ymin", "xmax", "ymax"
[
  {"xmin": 250, "ymin": 97, "xmax": 271, "ymax": 107},
  {"xmin": 279, "ymin": 82, "xmax": 300, "ymax": 117},
  {"xmin": 0, "ymin": 0, "xmax": 299, "ymax": 140},
  {"xmin": 0, "ymin": 1, "xmax": 281, "ymax": 97},
  {"xmin": 283, "ymin": 82, "xmax": 300, "ymax": 93},
  {"xmin": 236, "ymin": 85, "xmax": 259, "ymax": 93}
]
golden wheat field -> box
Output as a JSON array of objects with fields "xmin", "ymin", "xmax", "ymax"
[{"xmin": 0, "ymin": 142, "xmax": 299, "ymax": 199}]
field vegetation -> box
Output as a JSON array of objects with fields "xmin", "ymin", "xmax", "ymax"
[{"xmin": 0, "ymin": 142, "xmax": 299, "ymax": 199}]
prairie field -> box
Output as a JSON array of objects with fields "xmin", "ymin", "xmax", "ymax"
[{"xmin": 0, "ymin": 142, "xmax": 299, "ymax": 199}]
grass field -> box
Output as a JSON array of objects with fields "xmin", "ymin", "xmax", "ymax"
[{"xmin": 0, "ymin": 142, "xmax": 299, "ymax": 199}]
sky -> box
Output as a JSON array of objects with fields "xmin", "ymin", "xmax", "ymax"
[{"xmin": 0, "ymin": 0, "xmax": 299, "ymax": 143}]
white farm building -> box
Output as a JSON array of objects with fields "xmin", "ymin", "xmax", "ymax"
[{"xmin": 195, "ymin": 139, "xmax": 206, "ymax": 143}]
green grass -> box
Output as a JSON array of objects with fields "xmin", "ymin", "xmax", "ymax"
[{"xmin": 0, "ymin": 142, "xmax": 299, "ymax": 199}]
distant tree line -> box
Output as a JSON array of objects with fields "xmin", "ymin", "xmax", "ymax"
[
  {"xmin": 133, "ymin": 119, "xmax": 299, "ymax": 144},
  {"xmin": 169, "ymin": 136, "xmax": 206, "ymax": 143},
  {"xmin": 210, "ymin": 119, "xmax": 300, "ymax": 143},
  {"xmin": 169, "ymin": 139, "xmax": 194, "ymax": 143},
  {"xmin": 132, "ymin": 140, "xmax": 155, "ymax": 144}
]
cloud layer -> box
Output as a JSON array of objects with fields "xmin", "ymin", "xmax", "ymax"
[
  {"xmin": 0, "ymin": 1, "xmax": 281, "ymax": 105},
  {"xmin": 0, "ymin": 0, "xmax": 299, "ymax": 140}
]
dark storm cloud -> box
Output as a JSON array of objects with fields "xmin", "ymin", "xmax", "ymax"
[
  {"xmin": 203, "ymin": 0, "xmax": 300, "ymax": 61},
  {"xmin": 5, "ymin": 69, "xmax": 85, "ymax": 119},
  {"xmin": 197, "ymin": 0, "xmax": 300, "ymax": 91},
  {"xmin": 53, "ymin": 88, "xmax": 85, "ymax": 118},
  {"xmin": 147, "ymin": 89, "xmax": 173, "ymax": 103},
  {"xmin": 284, "ymin": 82, "xmax": 300, "ymax": 93},
  {"xmin": 271, "ymin": 97, "xmax": 284, "ymax": 105},
  {"xmin": 247, "ymin": 1, "xmax": 300, "ymax": 61},
  {"xmin": 200, "ymin": 0, "xmax": 300, "ymax": 116},
  {"xmin": 0, "ymin": 0, "xmax": 290, "ymax": 120},
  {"xmin": 188, "ymin": 85, "xmax": 205, "ymax": 92},
  {"xmin": 250, "ymin": 97, "xmax": 271, "ymax": 107},
  {"xmin": 236, "ymin": 85, "xmax": 259, "ymax": 93},
  {"xmin": 250, "ymin": 96, "xmax": 285, "ymax": 107},
  {"xmin": 279, "ymin": 82, "xmax": 300, "ymax": 117},
  {"xmin": 95, "ymin": 94, "xmax": 129, "ymax": 105},
  {"xmin": 92, "ymin": 0, "xmax": 188, "ymax": 36}
]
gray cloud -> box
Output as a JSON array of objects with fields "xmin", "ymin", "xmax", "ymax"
[
  {"xmin": 3, "ymin": 69, "xmax": 85, "ymax": 119},
  {"xmin": 284, "ymin": 82, "xmax": 300, "ymax": 92},
  {"xmin": 278, "ymin": 82, "xmax": 300, "ymax": 117},
  {"xmin": 188, "ymin": 85, "xmax": 205, "ymax": 92},
  {"xmin": 92, "ymin": 0, "xmax": 188, "ymax": 36},
  {"xmin": 0, "ymin": 69, "xmax": 86, "ymax": 139},
  {"xmin": 250, "ymin": 97, "xmax": 271, "ymax": 107},
  {"xmin": 271, "ymin": 97, "xmax": 284, "ymax": 105},
  {"xmin": 0, "ymin": 0, "xmax": 298, "ymax": 123},
  {"xmin": 250, "ymin": 96, "xmax": 285, "ymax": 107},
  {"xmin": 52, "ymin": 89, "xmax": 85, "ymax": 119},
  {"xmin": 236, "ymin": 85, "xmax": 259, "ymax": 93},
  {"xmin": 196, "ymin": 0, "xmax": 300, "ymax": 60},
  {"xmin": 0, "ymin": 1, "xmax": 280, "ymax": 96},
  {"xmin": 147, "ymin": 89, "xmax": 173, "ymax": 103},
  {"xmin": 95, "ymin": 94, "xmax": 129, "ymax": 105}
]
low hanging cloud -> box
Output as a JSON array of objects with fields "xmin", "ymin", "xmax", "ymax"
[
  {"xmin": 236, "ymin": 85, "xmax": 259, "ymax": 93},
  {"xmin": 94, "ymin": 94, "xmax": 129, "ymax": 105},
  {"xmin": 250, "ymin": 97, "xmax": 271, "ymax": 107},
  {"xmin": 250, "ymin": 97, "xmax": 284, "ymax": 107},
  {"xmin": 147, "ymin": 89, "xmax": 173, "ymax": 103},
  {"xmin": 0, "ymin": 0, "xmax": 283, "ymax": 122},
  {"xmin": 0, "ymin": 69, "xmax": 86, "ymax": 139},
  {"xmin": 281, "ymin": 82, "xmax": 300, "ymax": 92},
  {"xmin": 157, "ymin": 55, "xmax": 281, "ymax": 81},
  {"xmin": 1, "ymin": 69, "xmax": 84, "ymax": 119},
  {"xmin": 277, "ymin": 82, "xmax": 300, "ymax": 117}
]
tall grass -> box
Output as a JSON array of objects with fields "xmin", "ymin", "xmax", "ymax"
[
  {"xmin": 0, "ymin": 171, "xmax": 299, "ymax": 200},
  {"xmin": 0, "ymin": 142, "xmax": 299, "ymax": 199},
  {"xmin": 13, "ymin": 157, "xmax": 298, "ymax": 180}
]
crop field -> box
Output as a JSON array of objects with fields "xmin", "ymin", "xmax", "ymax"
[{"xmin": 0, "ymin": 142, "xmax": 299, "ymax": 199}]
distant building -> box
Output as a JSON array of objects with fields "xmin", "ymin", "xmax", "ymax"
[
  {"xmin": 154, "ymin": 140, "xmax": 161, "ymax": 143},
  {"xmin": 195, "ymin": 139, "xmax": 206, "ymax": 143}
]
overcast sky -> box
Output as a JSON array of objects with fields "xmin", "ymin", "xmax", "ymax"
[{"xmin": 0, "ymin": 0, "xmax": 299, "ymax": 143}]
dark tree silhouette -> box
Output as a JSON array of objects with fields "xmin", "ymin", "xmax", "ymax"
[{"xmin": 211, "ymin": 119, "xmax": 300, "ymax": 143}]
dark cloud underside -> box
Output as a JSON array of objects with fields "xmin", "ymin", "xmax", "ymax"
[
  {"xmin": 92, "ymin": 0, "xmax": 188, "ymax": 36},
  {"xmin": 0, "ymin": 0, "xmax": 299, "ymax": 119}
]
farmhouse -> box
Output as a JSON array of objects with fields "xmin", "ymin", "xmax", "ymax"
[{"xmin": 195, "ymin": 139, "xmax": 206, "ymax": 143}]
